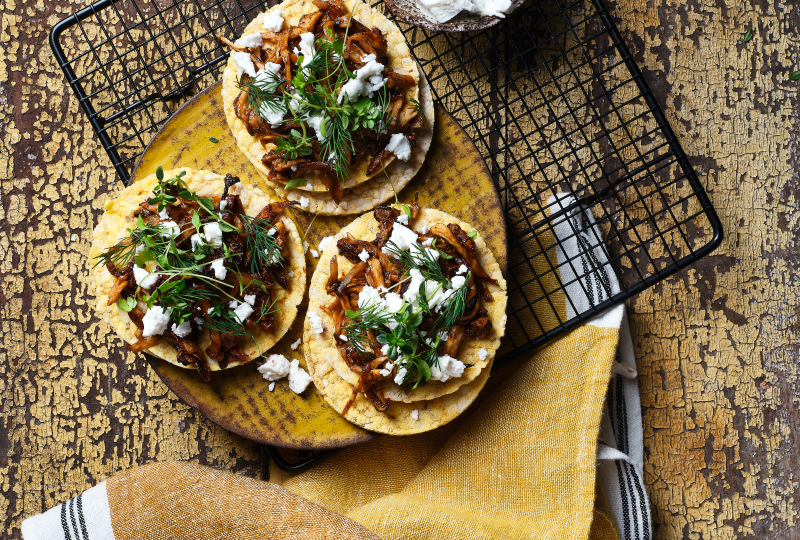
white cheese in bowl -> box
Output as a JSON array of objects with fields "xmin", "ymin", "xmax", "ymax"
[{"xmin": 416, "ymin": 0, "xmax": 513, "ymax": 23}]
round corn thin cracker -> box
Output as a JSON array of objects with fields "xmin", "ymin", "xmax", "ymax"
[
  {"xmin": 221, "ymin": 0, "xmax": 431, "ymax": 209},
  {"xmin": 304, "ymin": 208, "xmax": 507, "ymax": 431},
  {"xmin": 89, "ymin": 168, "xmax": 307, "ymax": 371}
]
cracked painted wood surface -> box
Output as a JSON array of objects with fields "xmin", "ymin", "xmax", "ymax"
[{"xmin": 0, "ymin": 0, "xmax": 793, "ymax": 538}]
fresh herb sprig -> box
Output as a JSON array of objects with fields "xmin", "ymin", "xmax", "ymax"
[
  {"xmin": 240, "ymin": 214, "xmax": 284, "ymax": 272},
  {"xmin": 383, "ymin": 240, "xmax": 449, "ymax": 286},
  {"xmin": 342, "ymin": 302, "xmax": 394, "ymax": 356}
]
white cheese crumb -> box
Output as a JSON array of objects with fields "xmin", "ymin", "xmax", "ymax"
[
  {"xmin": 396, "ymin": 211, "xmax": 409, "ymax": 225},
  {"xmin": 306, "ymin": 182, "xmax": 313, "ymax": 190},
  {"xmin": 172, "ymin": 321, "xmax": 192, "ymax": 338},
  {"xmin": 385, "ymin": 133, "xmax": 411, "ymax": 161},
  {"xmin": 269, "ymin": 382, "xmax": 276, "ymax": 392},
  {"xmin": 394, "ymin": 366, "xmax": 407, "ymax": 385},
  {"xmin": 478, "ymin": 347, "xmax": 489, "ymax": 361},
  {"xmin": 309, "ymin": 311, "xmax": 324, "ymax": 334},
  {"xmin": 288, "ymin": 359, "xmax": 312, "ymax": 394},
  {"xmin": 135, "ymin": 244, "xmax": 146, "ymax": 255},
  {"xmin": 318, "ymin": 236, "xmax": 336, "ymax": 254},
  {"xmin": 290, "ymin": 338, "xmax": 302, "ymax": 350},
  {"xmin": 219, "ymin": 200, "xmax": 228, "ymax": 211},
  {"xmin": 158, "ymin": 207, "xmax": 169, "ymax": 220},
  {"xmin": 310, "ymin": 248, "xmax": 320, "ymax": 258},
  {"xmin": 142, "ymin": 305, "xmax": 171, "ymax": 337},
  {"xmin": 229, "ymin": 299, "xmax": 254, "ymax": 323},
  {"xmin": 337, "ymin": 54, "xmax": 386, "ymax": 103},
  {"xmin": 234, "ymin": 33, "xmax": 263, "ymax": 48},
  {"xmin": 70, "ymin": 234, "xmax": 77, "ymax": 242},
  {"xmin": 262, "ymin": 8, "xmax": 284, "ymax": 32},
  {"xmin": 451, "ymin": 275, "xmax": 467, "ymax": 289},
  {"xmin": 244, "ymin": 294, "xmax": 256, "ymax": 306},
  {"xmin": 288, "ymin": 271, "xmax": 295, "ymax": 277},
  {"xmin": 381, "ymin": 344, "xmax": 390, "ymax": 356},
  {"xmin": 133, "ymin": 264, "xmax": 159, "ymax": 290},
  {"xmin": 381, "ymin": 223, "xmax": 419, "ymax": 256},
  {"xmin": 422, "ymin": 237, "xmax": 434, "ymax": 247},
  {"xmin": 159, "ymin": 220, "xmax": 181, "ymax": 239},
  {"xmin": 430, "ymin": 354, "xmax": 466, "ymax": 382},
  {"xmin": 297, "ymin": 32, "xmax": 316, "ymax": 67},
  {"xmin": 438, "ymin": 330, "xmax": 450, "ymax": 342},
  {"xmin": 339, "ymin": 334, "xmax": 348, "ymax": 342},
  {"xmin": 210, "ymin": 258, "xmax": 227, "ymax": 280},
  {"xmin": 419, "ymin": 224, "xmax": 429, "ymax": 234},
  {"xmin": 323, "ymin": 380, "xmax": 328, "ymax": 387},
  {"xmin": 299, "ymin": 196, "xmax": 309, "ymax": 209},
  {"xmin": 202, "ymin": 223, "xmax": 223, "ymax": 246},
  {"xmin": 231, "ymin": 51, "xmax": 256, "ymax": 77},
  {"xmin": 456, "ymin": 264, "xmax": 468, "ymax": 275},
  {"xmin": 358, "ymin": 249, "xmax": 370, "ymax": 262},
  {"xmin": 193, "ymin": 317, "xmax": 204, "ymax": 328},
  {"xmin": 411, "ymin": 409, "xmax": 419, "ymax": 420},
  {"xmin": 258, "ymin": 354, "xmax": 291, "ymax": 381}
]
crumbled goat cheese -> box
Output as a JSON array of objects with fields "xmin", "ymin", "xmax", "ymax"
[
  {"xmin": 385, "ymin": 133, "xmax": 412, "ymax": 161},
  {"xmin": 397, "ymin": 211, "xmax": 409, "ymax": 225},
  {"xmin": 231, "ymin": 51, "xmax": 257, "ymax": 77},
  {"xmin": 229, "ymin": 299, "xmax": 254, "ymax": 323},
  {"xmin": 419, "ymin": 224, "xmax": 429, "ymax": 234},
  {"xmin": 310, "ymin": 249, "xmax": 320, "ymax": 258},
  {"xmin": 267, "ymin": 228, "xmax": 277, "ymax": 236},
  {"xmin": 306, "ymin": 182, "xmax": 313, "ymax": 190},
  {"xmin": 193, "ymin": 317, "xmax": 204, "ymax": 328},
  {"xmin": 394, "ymin": 366, "xmax": 408, "ymax": 385},
  {"xmin": 264, "ymin": 247, "xmax": 282, "ymax": 266},
  {"xmin": 381, "ymin": 223, "xmax": 418, "ymax": 255},
  {"xmin": 172, "ymin": 321, "xmax": 192, "ymax": 338},
  {"xmin": 402, "ymin": 268, "xmax": 427, "ymax": 309},
  {"xmin": 259, "ymin": 99, "xmax": 286, "ymax": 125},
  {"xmin": 288, "ymin": 359, "xmax": 312, "ymax": 394},
  {"xmin": 416, "ymin": 0, "xmax": 513, "ymax": 23},
  {"xmin": 234, "ymin": 33, "xmax": 263, "ymax": 48},
  {"xmin": 339, "ymin": 334, "xmax": 348, "ymax": 342},
  {"xmin": 478, "ymin": 347, "xmax": 489, "ymax": 361},
  {"xmin": 190, "ymin": 233, "xmax": 203, "ymax": 251},
  {"xmin": 133, "ymin": 264, "xmax": 159, "ymax": 290},
  {"xmin": 210, "ymin": 258, "xmax": 227, "ymax": 280},
  {"xmin": 422, "ymin": 237, "xmax": 434, "ymax": 247},
  {"xmin": 258, "ymin": 354, "xmax": 291, "ymax": 381},
  {"xmin": 305, "ymin": 114, "xmax": 330, "ymax": 141},
  {"xmin": 380, "ymin": 367, "xmax": 391, "ymax": 377},
  {"xmin": 410, "ymin": 242, "xmax": 439, "ymax": 267},
  {"xmin": 451, "ymin": 275, "xmax": 467, "ymax": 289},
  {"xmin": 262, "ymin": 8, "xmax": 284, "ymax": 32},
  {"xmin": 244, "ymin": 294, "xmax": 256, "ymax": 306},
  {"xmin": 381, "ymin": 344, "xmax": 390, "ymax": 356},
  {"xmin": 309, "ymin": 311, "xmax": 324, "ymax": 333},
  {"xmin": 290, "ymin": 338, "xmax": 302, "ymax": 350},
  {"xmin": 288, "ymin": 271, "xmax": 295, "ymax": 277},
  {"xmin": 337, "ymin": 54, "xmax": 386, "ymax": 103},
  {"xmin": 438, "ymin": 330, "xmax": 450, "ymax": 342},
  {"xmin": 219, "ymin": 200, "xmax": 228, "ymax": 211},
  {"xmin": 456, "ymin": 264, "xmax": 468, "ymax": 275},
  {"xmin": 323, "ymin": 379, "xmax": 328, "ymax": 387},
  {"xmin": 299, "ymin": 196, "xmax": 310, "ymax": 209},
  {"xmin": 430, "ymin": 354, "xmax": 466, "ymax": 382},
  {"xmin": 269, "ymin": 382, "xmax": 276, "ymax": 392},
  {"xmin": 358, "ymin": 249, "xmax": 370, "ymax": 262},
  {"xmin": 159, "ymin": 220, "xmax": 181, "ymax": 238},
  {"xmin": 318, "ymin": 236, "xmax": 336, "ymax": 254},
  {"xmin": 142, "ymin": 305, "xmax": 171, "ymax": 337},
  {"xmin": 297, "ymin": 32, "xmax": 316, "ymax": 67},
  {"xmin": 202, "ymin": 223, "xmax": 224, "ymax": 246},
  {"xmin": 135, "ymin": 244, "xmax": 146, "ymax": 255},
  {"xmin": 158, "ymin": 207, "xmax": 169, "ymax": 220},
  {"xmin": 411, "ymin": 409, "xmax": 419, "ymax": 420}
]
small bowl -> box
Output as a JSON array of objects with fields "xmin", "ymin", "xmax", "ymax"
[{"xmin": 384, "ymin": 0, "xmax": 527, "ymax": 33}]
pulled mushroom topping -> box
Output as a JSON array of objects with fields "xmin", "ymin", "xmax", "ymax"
[{"xmin": 94, "ymin": 168, "xmax": 298, "ymax": 383}]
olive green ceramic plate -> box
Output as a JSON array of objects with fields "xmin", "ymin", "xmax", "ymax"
[{"xmin": 130, "ymin": 80, "xmax": 507, "ymax": 449}]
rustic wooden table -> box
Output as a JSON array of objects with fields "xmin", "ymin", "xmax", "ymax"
[{"xmin": 0, "ymin": 0, "xmax": 789, "ymax": 538}]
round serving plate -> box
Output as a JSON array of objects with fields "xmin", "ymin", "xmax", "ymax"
[
  {"xmin": 384, "ymin": 0, "xmax": 527, "ymax": 33},
  {"xmin": 130, "ymin": 80, "xmax": 507, "ymax": 449}
]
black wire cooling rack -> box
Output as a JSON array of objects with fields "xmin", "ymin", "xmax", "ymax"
[{"xmin": 49, "ymin": 0, "xmax": 722, "ymax": 465}]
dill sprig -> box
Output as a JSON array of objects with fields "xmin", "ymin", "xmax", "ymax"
[
  {"xmin": 431, "ymin": 272, "xmax": 471, "ymax": 333},
  {"xmin": 383, "ymin": 240, "xmax": 449, "ymax": 286},
  {"xmin": 204, "ymin": 295, "xmax": 282, "ymax": 355},
  {"xmin": 240, "ymin": 214, "xmax": 284, "ymax": 272},
  {"xmin": 342, "ymin": 303, "xmax": 394, "ymax": 356}
]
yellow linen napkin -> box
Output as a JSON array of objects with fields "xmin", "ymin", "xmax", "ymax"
[{"xmin": 22, "ymin": 195, "xmax": 638, "ymax": 540}]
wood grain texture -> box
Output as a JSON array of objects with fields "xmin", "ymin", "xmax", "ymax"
[{"xmin": 0, "ymin": 0, "xmax": 791, "ymax": 539}]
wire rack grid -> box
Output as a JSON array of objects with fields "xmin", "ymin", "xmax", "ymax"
[{"xmin": 49, "ymin": 0, "xmax": 722, "ymax": 366}]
